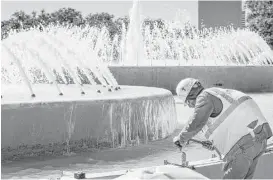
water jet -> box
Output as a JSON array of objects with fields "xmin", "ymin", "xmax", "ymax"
[
  {"xmin": 1, "ymin": 1, "xmax": 273, "ymax": 179},
  {"xmin": 1, "ymin": 26, "xmax": 177, "ymax": 162}
]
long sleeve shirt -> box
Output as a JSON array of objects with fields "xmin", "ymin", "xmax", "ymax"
[
  {"xmin": 179, "ymin": 90, "xmax": 223, "ymax": 141},
  {"xmin": 178, "ymin": 90, "xmax": 273, "ymax": 143}
]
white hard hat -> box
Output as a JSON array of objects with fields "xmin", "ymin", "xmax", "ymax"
[{"xmin": 176, "ymin": 78, "xmax": 199, "ymax": 103}]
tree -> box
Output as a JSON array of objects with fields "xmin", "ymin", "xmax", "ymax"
[
  {"xmin": 115, "ymin": 16, "xmax": 130, "ymax": 33},
  {"xmin": 245, "ymin": 0, "xmax": 273, "ymax": 49},
  {"xmin": 1, "ymin": 11, "xmax": 31, "ymax": 39},
  {"xmin": 37, "ymin": 9, "xmax": 52, "ymax": 26},
  {"xmin": 1, "ymin": 20, "xmax": 11, "ymax": 39},
  {"xmin": 50, "ymin": 8, "xmax": 85, "ymax": 26},
  {"xmin": 85, "ymin": 12, "xmax": 119, "ymax": 39},
  {"xmin": 11, "ymin": 11, "xmax": 31, "ymax": 30},
  {"xmin": 1, "ymin": 7, "xmax": 169, "ymax": 42},
  {"xmin": 30, "ymin": 11, "xmax": 39, "ymax": 27},
  {"xmin": 143, "ymin": 18, "xmax": 165, "ymax": 32}
]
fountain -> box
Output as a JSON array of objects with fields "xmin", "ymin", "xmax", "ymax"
[
  {"xmin": 106, "ymin": 1, "xmax": 273, "ymax": 94},
  {"xmin": 1, "ymin": 0, "xmax": 273, "ymax": 179},
  {"xmin": 1, "ymin": 5, "xmax": 178, "ymax": 162},
  {"xmin": 104, "ymin": 2, "xmax": 273, "ymax": 66},
  {"xmin": 124, "ymin": 0, "xmax": 146, "ymax": 66}
]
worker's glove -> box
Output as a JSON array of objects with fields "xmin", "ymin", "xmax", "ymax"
[
  {"xmin": 201, "ymin": 140, "xmax": 215, "ymax": 151},
  {"xmin": 173, "ymin": 136, "xmax": 185, "ymax": 150}
]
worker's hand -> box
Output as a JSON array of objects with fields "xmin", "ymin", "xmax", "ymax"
[
  {"xmin": 173, "ymin": 136, "xmax": 185, "ymax": 149},
  {"xmin": 201, "ymin": 140, "xmax": 215, "ymax": 151}
]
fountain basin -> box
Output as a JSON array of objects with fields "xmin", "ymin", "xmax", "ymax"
[
  {"xmin": 1, "ymin": 85, "xmax": 177, "ymax": 162},
  {"xmin": 109, "ymin": 66, "xmax": 273, "ymax": 93}
]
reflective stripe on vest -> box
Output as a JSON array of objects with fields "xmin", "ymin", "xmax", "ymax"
[{"xmin": 204, "ymin": 89, "xmax": 252, "ymax": 139}]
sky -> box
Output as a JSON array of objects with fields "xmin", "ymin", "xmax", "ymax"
[{"xmin": 1, "ymin": 1, "xmax": 199, "ymax": 26}]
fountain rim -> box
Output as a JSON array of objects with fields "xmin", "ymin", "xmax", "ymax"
[
  {"xmin": 1, "ymin": 85, "xmax": 174, "ymax": 109},
  {"xmin": 109, "ymin": 64, "xmax": 273, "ymax": 67}
]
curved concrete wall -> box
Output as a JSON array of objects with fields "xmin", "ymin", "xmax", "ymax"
[
  {"xmin": 109, "ymin": 66, "xmax": 273, "ymax": 93},
  {"xmin": 1, "ymin": 86, "xmax": 177, "ymax": 162}
]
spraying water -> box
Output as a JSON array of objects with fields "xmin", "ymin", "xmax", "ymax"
[
  {"xmin": 1, "ymin": 4, "xmax": 178, "ymax": 161},
  {"xmin": 2, "ymin": 2, "xmax": 273, "ymax": 93},
  {"xmin": 1, "ymin": 1, "xmax": 273, "ymax": 179},
  {"xmin": 124, "ymin": 0, "xmax": 146, "ymax": 66},
  {"xmin": 1, "ymin": 27, "xmax": 119, "ymax": 98},
  {"xmin": 102, "ymin": 0, "xmax": 273, "ymax": 66}
]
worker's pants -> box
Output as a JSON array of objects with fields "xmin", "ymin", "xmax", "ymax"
[{"xmin": 222, "ymin": 139, "xmax": 267, "ymax": 179}]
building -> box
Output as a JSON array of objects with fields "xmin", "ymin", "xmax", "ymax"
[{"xmin": 198, "ymin": 0, "xmax": 246, "ymax": 30}]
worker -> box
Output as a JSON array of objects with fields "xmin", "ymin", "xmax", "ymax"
[{"xmin": 173, "ymin": 78, "xmax": 272, "ymax": 179}]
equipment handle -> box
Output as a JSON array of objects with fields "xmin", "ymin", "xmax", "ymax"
[
  {"xmin": 174, "ymin": 141, "xmax": 183, "ymax": 148},
  {"xmin": 189, "ymin": 139, "xmax": 223, "ymax": 160}
]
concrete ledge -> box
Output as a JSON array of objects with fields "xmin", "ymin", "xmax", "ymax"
[
  {"xmin": 60, "ymin": 145, "xmax": 273, "ymax": 179},
  {"xmin": 109, "ymin": 66, "xmax": 273, "ymax": 93},
  {"xmin": 1, "ymin": 85, "xmax": 177, "ymax": 162}
]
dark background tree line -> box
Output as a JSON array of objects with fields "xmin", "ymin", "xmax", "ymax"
[
  {"xmin": 245, "ymin": 0, "xmax": 273, "ymax": 49},
  {"xmin": 1, "ymin": 0, "xmax": 273, "ymax": 48},
  {"xmin": 1, "ymin": 7, "xmax": 168, "ymax": 40}
]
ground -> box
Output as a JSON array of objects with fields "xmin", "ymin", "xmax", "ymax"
[{"xmin": 1, "ymin": 93, "xmax": 273, "ymax": 179}]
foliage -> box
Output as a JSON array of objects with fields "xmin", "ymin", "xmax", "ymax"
[
  {"xmin": 50, "ymin": 8, "xmax": 85, "ymax": 26},
  {"xmin": 1, "ymin": 7, "xmax": 199, "ymax": 41},
  {"xmin": 1, "ymin": 7, "xmax": 175, "ymax": 40},
  {"xmin": 245, "ymin": 0, "xmax": 273, "ymax": 49}
]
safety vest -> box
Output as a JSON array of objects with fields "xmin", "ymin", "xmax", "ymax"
[{"xmin": 201, "ymin": 88, "xmax": 268, "ymax": 158}]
